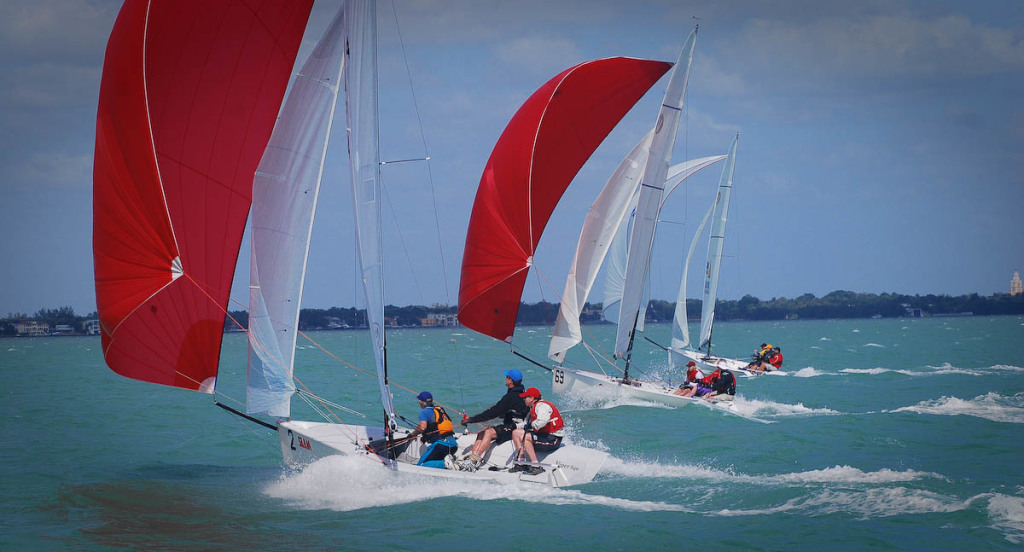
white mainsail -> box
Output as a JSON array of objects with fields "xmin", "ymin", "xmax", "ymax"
[
  {"xmin": 696, "ymin": 133, "xmax": 739, "ymax": 353},
  {"xmin": 344, "ymin": 0, "xmax": 398, "ymax": 427},
  {"xmin": 548, "ymin": 148, "xmax": 725, "ymax": 361},
  {"xmin": 670, "ymin": 200, "xmax": 715, "ymax": 351},
  {"xmin": 613, "ymin": 27, "xmax": 697, "ymax": 359},
  {"xmin": 247, "ymin": 6, "xmax": 346, "ymax": 418},
  {"xmin": 548, "ymin": 130, "xmax": 652, "ymax": 362}
]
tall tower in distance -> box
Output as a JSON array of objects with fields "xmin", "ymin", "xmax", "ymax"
[{"xmin": 1012, "ymin": 270, "xmax": 1023, "ymax": 296}]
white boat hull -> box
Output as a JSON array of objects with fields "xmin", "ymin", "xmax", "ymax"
[
  {"xmin": 551, "ymin": 366, "xmax": 744, "ymax": 417},
  {"xmin": 278, "ymin": 419, "xmax": 607, "ymax": 488},
  {"xmin": 670, "ymin": 347, "xmax": 776, "ymax": 377}
]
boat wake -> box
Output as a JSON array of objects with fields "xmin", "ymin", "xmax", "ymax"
[
  {"xmin": 264, "ymin": 455, "xmax": 686, "ymax": 512},
  {"xmin": 790, "ymin": 367, "xmax": 826, "ymax": 377},
  {"xmin": 732, "ymin": 397, "xmax": 840, "ymax": 418},
  {"xmin": 599, "ymin": 457, "xmax": 1024, "ymax": 541},
  {"xmin": 887, "ymin": 392, "xmax": 1024, "ymax": 423},
  {"xmin": 558, "ymin": 391, "xmax": 676, "ymax": 412},
  {"xmin": 600, "ymin": 456, "xmax": 941, "ymax": 485},
  {"xmin": 712, "ymin": 488, "xmax": 1011, "ymax": 523},
  {"xmin": 839, "ymin": 363, "xmax": 1019, "ymax": 377}
]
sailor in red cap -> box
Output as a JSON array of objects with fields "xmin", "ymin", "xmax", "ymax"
[{"xmin": 509, "ymin": 387, "xmax": 564, "ymax": 476}]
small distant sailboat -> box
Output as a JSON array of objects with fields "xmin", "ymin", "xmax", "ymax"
[
  {"xmin": 667, "ymin": 134, "xmax": 772, "ymax": 377},
  {"xmin": 457, "ymin": 35, "xmax": 711, "ymax": 418},
  {"xmin": 550, "ymin": 136, "xmax": 752, "ymax": 416}
]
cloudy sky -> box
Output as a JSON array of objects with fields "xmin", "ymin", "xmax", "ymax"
[{"xmin": 1, "ymin": 0, "xmax": 1022, "ymax": 317}]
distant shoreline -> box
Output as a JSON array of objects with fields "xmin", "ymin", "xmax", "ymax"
[{"xmin": 4, "ymin": 289, "xmax": 1022, "ymax": 337}]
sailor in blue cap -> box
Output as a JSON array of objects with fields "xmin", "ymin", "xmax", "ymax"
[
  {"xmin": 450, "ymin": 369, "xmax": 528, "ymax": 471},
  {"xmin": 406, "ymin": 391, "xmax": 457, "ymax": 469}
]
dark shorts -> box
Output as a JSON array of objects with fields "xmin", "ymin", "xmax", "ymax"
[
  {"xmin": 530, "ymin": 432, "xmax": 562, "ymax": 452},
  {"xmin": 694, "ymin": 385, "xmax": 713, "ymax": 396},
  {"xmin": 492, "ymin": 424, "xmax": 515, "ymax": 444}
]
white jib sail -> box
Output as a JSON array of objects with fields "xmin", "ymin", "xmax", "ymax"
[
  {"xmin": 599, "ymin": 153, "xmax": 725, "ymax": 332},
  {"xmin": 247, "ymin": 5, "xmax": 346, "ymax": 418},
  {"xmin": 697, "ymin": 133, "xmax": 739, "ymax": 352},
  {"xmin": 345, "ymin": 0, "xmax": 397, "ymax": 425},
  {"xmin": 548, "ymin": 131, "xmax": 653, "ymax": 362},
  {"xmin": 614, "ymin": 27, "xmax": 697, "ymax": 357},
  {"xmin": 670, "ymin": 199, "xmax": 714, "ymax": 352}
]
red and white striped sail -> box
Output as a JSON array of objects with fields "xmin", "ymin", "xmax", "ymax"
[{"xmin": 93, "ymin": 0, "xmax": 313, "ymax": 391}]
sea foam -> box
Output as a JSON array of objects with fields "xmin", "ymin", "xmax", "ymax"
[
  {"xmin": 889, "ymin": 392, "xmax": 1024, "ymax": 423},
  {"xmin": 264, "ymin": 455, "xmax": 687, "ymax": 512}
]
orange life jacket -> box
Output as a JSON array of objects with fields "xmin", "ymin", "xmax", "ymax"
[{"xmin": 425, "ymin": 406, "xmax": 454, "ymax": 442}]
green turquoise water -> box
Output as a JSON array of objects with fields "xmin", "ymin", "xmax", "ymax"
[{"xmin": 2, "ymin": 316, "xmax": 1022, "ymax": 550}]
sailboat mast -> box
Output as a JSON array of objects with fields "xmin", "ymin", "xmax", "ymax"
[
  {"xmin": 345, "ymin": 0, "xmax": 397, "ymax": 432},
  {"xmin": 622, "ymin": 311, "xmax": 640, "ymax": 381},
  {"xmin": 613, "ymin": 27, "xmax": 698, "ymax": 358}
]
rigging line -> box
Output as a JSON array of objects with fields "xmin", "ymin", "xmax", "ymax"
[
  {"xmin": 380, "ymin": 157, "xmax": 429, "ymax": 165},
  {"xmin": 386, "ymin": 0, "xmax": 451, "ymax": 304},
  {"xmin": 177, "ymin": 279, "xmax": 371, "ymax": 447},
  {"xmin": 379, "ymin": 178, "xmax": 426, "ymax": 302},
  {"xmin": 384, "ymin": 1, "xmax": 465, "ymax": 418}
]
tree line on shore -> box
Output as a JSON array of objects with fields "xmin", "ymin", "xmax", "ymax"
[{"xmin": 4, "ymin": 290, "xmax": 1022, "ymax": 335}]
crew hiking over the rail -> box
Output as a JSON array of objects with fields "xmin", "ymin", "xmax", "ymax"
[
  {"xmin": 405, "ymin": 391, "xmax": 458, "ymax": 469},
  {"xmin": 747, "ymin": 343, "xmax": 783, "ymax": 372},
  {"xmin": 451, "ymin": 369, "xmax": 528, "ymax": 471},
  {"xmin": 674, "ymin": 361, "xmax": 710, "ymax": 397},
  {"xmin": 704, "ymin": 368, "xmax": 737, "ymax": 400},
  {"xmin": 510, "ymin": 387, "xmax": 565, "ymax": 476}
]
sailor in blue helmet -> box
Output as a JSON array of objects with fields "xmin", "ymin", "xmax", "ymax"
[
  {"xmin": 450, "ymin": 369, "xmax": 528, "ymax": 471},
  {"xmin": 405, "ymin": 391, "xmax": 458, "ymax": 469}
]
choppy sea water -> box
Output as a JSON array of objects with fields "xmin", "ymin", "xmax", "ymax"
[{"xmin": 2, "ymin": 316, "xmax": 1023, "ymax": 550}]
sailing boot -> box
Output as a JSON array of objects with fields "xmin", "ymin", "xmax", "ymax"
[
  {"xmin": 444, "ymin": 454, "xmax": 460, "ymax": 471},
  {"xmin": 459, "ymin": 452, "xmax": 482, "ymax": 472}
]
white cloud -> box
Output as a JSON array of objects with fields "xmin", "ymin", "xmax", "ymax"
[
  {"xmin": 0, "ymin": 1, "xmax": 118, "ymax": 64},
  {"xmin": 732, "ymin": 14, "xmax": 1024, "ymax": 80},
  {"xmin": 7, "ymin": 152, "xmax": 92, "ymax": 192},
  {"xmin": 494, "ymin": 36, "xmax": 584, "ymax": 78}
]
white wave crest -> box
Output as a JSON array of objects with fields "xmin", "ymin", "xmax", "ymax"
[
  {"xmin": 264, "ymin": 455, "xmax": 686, "ymax": 512},
  {"xmin": 841, "ymin": 368, "xmax": 890, "ymax": 375},
  {"xmin": 714, "ymin": 487, "xmax": 982, "ymax": 520},
  {"xmin": 601, "ymin": 457, "xmax": 934, "ymax": 486},
  {"xmin": 988, "ymin": 493, "xmax": 1024, "ymax": 544},
  {"xmin": 737, "ymin": 397, "xmax": 840, "ymax": 418},
  {"xmin": 842, "ymin": 365, "xmax": 988, "ymax": 377},
  {"xmin": 792, "ymin": 367, "xmax": 824, "ymax": 378},
  {"xmin": 772, "ymin": 465, "xmax": 943, "ymax": 484},
  {"xmin": 863, "ymin": 342, "xmax": 886, "ymax": 348},
  {"xmin": 890, "ymin": 392, "xmax": 1024, "ymax": 423}
]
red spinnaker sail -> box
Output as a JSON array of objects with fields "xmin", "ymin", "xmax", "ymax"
[
  {"xmin": 457, "ymin": 57, "xmax": 672, "ymax": 342},
  {"xmin": 93, "ymin": 0, "xmax": 313, "ymax": 391}
]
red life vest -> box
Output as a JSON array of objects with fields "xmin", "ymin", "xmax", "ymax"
[
  {"xmin": 700, "ymin": 369, "xmax": 721, "ymax": 386},
  {"xmin": 768, "ymin": 352, "xmax": 783, "ymax": 368},
  {"xmin": 530, "ymin": 400, "xmax": 564, "ymax": 434}
]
